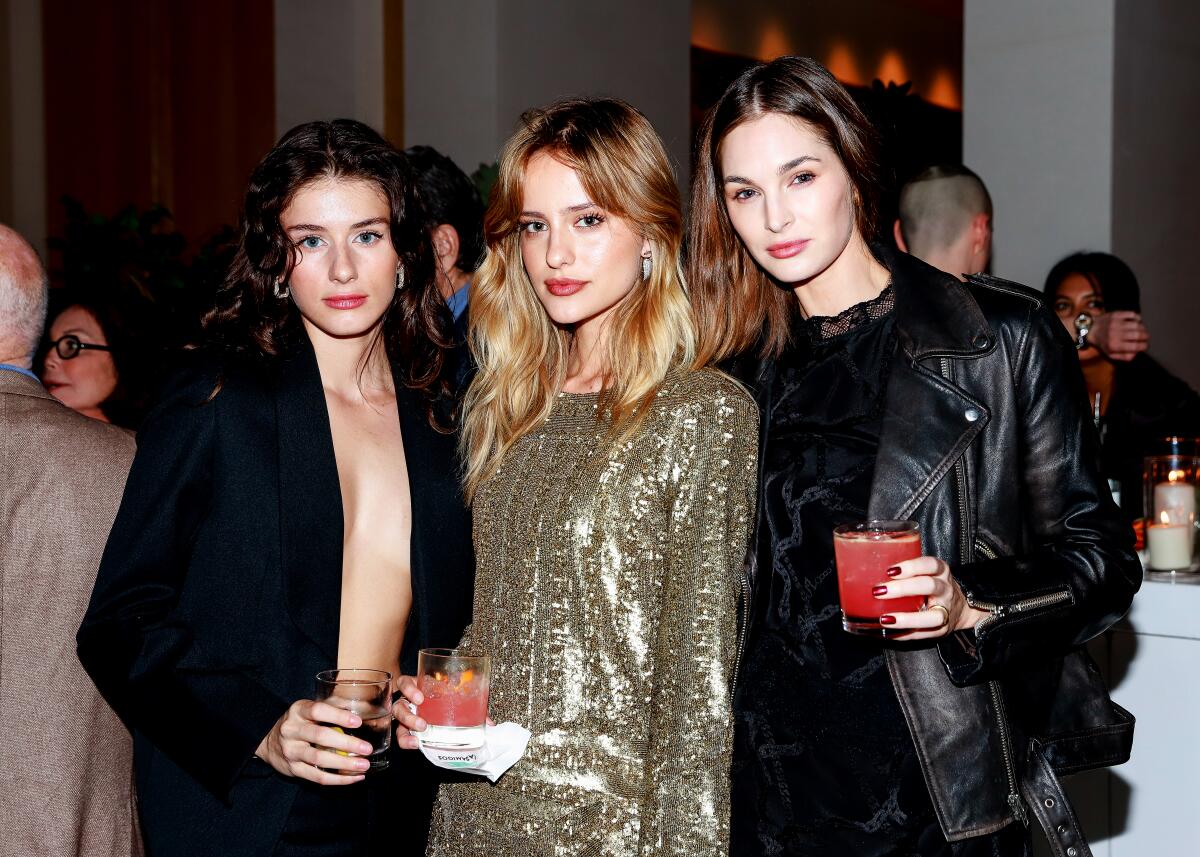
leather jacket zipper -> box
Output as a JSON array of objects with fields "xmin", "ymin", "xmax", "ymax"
[{"xmin": 939, "ymin": 356, "xmax": 1029, "ymax": 828}]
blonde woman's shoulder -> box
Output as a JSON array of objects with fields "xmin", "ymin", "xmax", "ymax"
[{"xmin": 655, "ymin": 366, "xmax": 758, "ymax": 425}]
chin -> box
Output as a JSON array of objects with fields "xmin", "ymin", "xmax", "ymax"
[{"xmin": 304, "ymin": 307, "xmax": 388, "ymax": 339}]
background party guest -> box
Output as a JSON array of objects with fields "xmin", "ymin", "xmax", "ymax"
[
  {"xmin": 77, "ymin": 120, "xmax": 474, "ymax": 857},
  {"xmin": 41, "ymin": 289, "xmax": 161, "ymax": 430},
  {"xmin": 1045, "ymin": 250, "xmax": 1200, "ymax": 519},
  {"xmin": 396, "ymin": 98, "xmax": 758, "ymax": 856},
  {"xmin": 689, "ymin": 56, "xmax": 1139, "ymax": 857},
  {"xmin": 0, "ymin": 223, "xmax": 140, "ymax": 856},
  {"xmin": 404, "ymin": 144, "xmax": 485, "ymax": 337},
  {"xmin": 895, "ymin": 164, "xmax": 1149, "ymax": 362}
]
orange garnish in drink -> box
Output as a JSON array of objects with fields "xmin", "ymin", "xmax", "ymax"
[{"xmin": 457, "ymin": 669, "xmax": 474, "ymax": 688}]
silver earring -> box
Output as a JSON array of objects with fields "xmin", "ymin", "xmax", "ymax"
[
  {"xmin": 395, "ymin": 266, "xmax": 404, "ymax": 290},
  {"xmin": 641, "ymin": 255, "xmax": 651, "ymax": 281},
  {"xmin": 274, "ymin": 280, "xmax": 289, "ymax": 299}
]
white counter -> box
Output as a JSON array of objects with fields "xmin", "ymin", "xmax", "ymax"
[{"xmin": 1043, "ymin": 572, "xmax": 1200, "ymax": 855}]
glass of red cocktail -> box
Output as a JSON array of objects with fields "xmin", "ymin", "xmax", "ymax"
[
  {"xmin": 833, "ymin": 520, "xmax": 923, "ymax": 635},
  {"xmin": 416, "ymin": 648, "xmax": 490, "ymax": 750}
]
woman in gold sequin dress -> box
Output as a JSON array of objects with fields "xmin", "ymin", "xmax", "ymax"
[{"xmin": 394, "ymin": 98, "xmax": 758, "ymax": 856}]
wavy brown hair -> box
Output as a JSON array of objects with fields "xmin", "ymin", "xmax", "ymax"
[
  {"xmin": 460, "ymin": 98, "xmax": 694, "ymax": 500},
  {"xmin": 201, "ymin": 119, "xmax": 451, "ymax": 420},
  {"xmin": 689, "ymin": 56, "xmax": 883, "ymax": 363}
]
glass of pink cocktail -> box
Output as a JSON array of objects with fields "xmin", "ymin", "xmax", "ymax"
[
  {"xmin": 416, "ymin": 648, "xmax": 490, "ymax": 750},
  {"xmin": 833, "ymin": 520, "xmax": 923, "ymax": 635}
]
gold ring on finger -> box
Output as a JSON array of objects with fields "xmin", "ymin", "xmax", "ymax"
[{"xmin": 926, "ymin": 603, "xmax": 950, "ymax": 628}]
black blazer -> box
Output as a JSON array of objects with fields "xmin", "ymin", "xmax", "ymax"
[{"xmin": 77, "ymin": 333, "xmax": 475, "ymax": 856}]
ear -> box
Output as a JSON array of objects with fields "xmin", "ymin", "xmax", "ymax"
[
  {"xmin": 893, "ymin": 220, "xmax": 909, "ymax": 253},
  {"xmin": 430, "ymin": 223, "xmax": 460, "ymax": 275},
  {"xmin": 641, "ymin": 235, "xmax": 652, "ymax": 258}
]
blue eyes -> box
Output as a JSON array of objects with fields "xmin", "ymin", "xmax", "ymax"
[{"xmin": 294, "ymin": 231, "xmax": 384, "ymax": 249}]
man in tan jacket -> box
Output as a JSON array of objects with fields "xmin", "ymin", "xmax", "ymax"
[{"xmin": 0, "ymin": 224, "xmax": 141, "ymax": 855}]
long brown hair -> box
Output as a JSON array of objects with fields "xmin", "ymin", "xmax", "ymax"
[
  {"xmin": 201, "ymin": 120, "xmax": 451, "ymax": 419},
  {"xmin": 460, "ymin": 98, "xmax": 694, "ymax": 500},
  {"xmin": 688, "ymin": 56, "xmax": 883, "ymax": 363}
]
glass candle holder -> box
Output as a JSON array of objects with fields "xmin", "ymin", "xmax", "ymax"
[{"xmin": 1144, "ymin": 455, "xmax": 1199, "ymax": 572}]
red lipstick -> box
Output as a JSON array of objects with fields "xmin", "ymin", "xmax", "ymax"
[
  {"xmin": 545, "ymin": 278, "xmax": 588, "ymax": 297},
  {"xmin": 766, "ymin": 239, "xmax": 811, "ymax": 259},
  {"xmin": 323, "ymin": 294, "xmax": 367, "ymax": 310}
]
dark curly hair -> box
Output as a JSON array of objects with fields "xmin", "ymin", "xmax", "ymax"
[{"xmin": 201, "ymin": 119, "xmax": 452, "ymax": 422}]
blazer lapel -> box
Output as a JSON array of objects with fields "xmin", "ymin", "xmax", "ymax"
[{"xmin": 276, "ymin": 336, "xmax": 344, "ymax": 662}]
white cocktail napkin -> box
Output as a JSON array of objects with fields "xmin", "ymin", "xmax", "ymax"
[{"xmin": 417, "ymin": 722, "xmax": 531, "ymax": 782}]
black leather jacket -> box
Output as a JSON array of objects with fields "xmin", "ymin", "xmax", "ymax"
[{"xmin": 728, "ymin": 249, "xmax": 1141, "ymax": 857}]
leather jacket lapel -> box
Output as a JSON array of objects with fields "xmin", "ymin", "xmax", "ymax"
[
  {"xmin": 276, "ymin": 335, "xmax": 344, "ymax": 662},
  {"xmin": 869, "ymin": 357, "xmax": 989, "ymax": 521}
]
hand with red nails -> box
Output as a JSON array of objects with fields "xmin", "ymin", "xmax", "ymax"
[{"xmin": 872, "ymin": 556, "xmax": 991, "ymax": 639}]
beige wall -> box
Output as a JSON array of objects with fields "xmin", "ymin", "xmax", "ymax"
[
  {"xmin": 1, "ymin": 0, "xmax": 46, "ymax": 256},
  {"xmin": 1112, "ymin": 0, "xmax": 1200, "ymax": 388},
  {"xmin": 404, "ymin": 0, "xmax": 691, "ymax": 194}
]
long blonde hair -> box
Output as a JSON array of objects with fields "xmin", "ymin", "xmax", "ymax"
[{"xmin": 461, "ymin": 98, "xmax": 694, "ymax": 500}]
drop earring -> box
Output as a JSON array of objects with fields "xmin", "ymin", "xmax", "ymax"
[
  {"xmin": 641, "ymin": 254, "xmax": 651, "ymax": 282},
  {"xmin": 274, "ymin": 279, "xmax": 289, "ymax": 299},
  {"xmin": 395, "ymin": 265, "xmax": 404, "ymax": 290}
]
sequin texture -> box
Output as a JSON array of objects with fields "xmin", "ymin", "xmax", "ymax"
[{"xmin": 427, "ymin": 368, "xmax": 759, "ymax": 856}]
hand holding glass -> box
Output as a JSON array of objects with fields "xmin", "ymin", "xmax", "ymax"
[
  {"xmin": 833, "ymin": 520, "xmax": 924, "ymax": 634},
  {"xmin": 416, "ymin": 648, "xmax": 490, "ymax": 750},
  {"xmin": 314, "ymin": 668, "xmax": 392, "ymax": 772}
]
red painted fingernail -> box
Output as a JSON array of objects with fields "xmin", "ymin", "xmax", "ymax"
[
  {"xmin": 886, "ymin": 566, "xmax": 902, "ymax": 577},
  {"xmin": 872, "ymin": 585, "xmax": 888, "ymax": 596},
  {"xmin": 879, "ymin": 615, "xmax": 897, "ymax": 625}
]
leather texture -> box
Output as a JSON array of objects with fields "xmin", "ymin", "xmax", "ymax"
[{"xmin": 728, "ymin": 247, "xmax": 1140, "ymax": 853}]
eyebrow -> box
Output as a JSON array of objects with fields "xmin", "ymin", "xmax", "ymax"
[
  {"xmin": 724, "ymin": 155, "xmax": 821, "ymax": 185},
  {"xmin": 519, "ymin": 202, "xmax": 599, "ymax": 218},
  {"xmin": 285, "ymin": 217, "xmax": 388, "ymax": 233}
]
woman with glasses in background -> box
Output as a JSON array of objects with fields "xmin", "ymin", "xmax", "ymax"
[{"xmin": 41, "ymin": 291, "xmax": 159, "ymax": 430}]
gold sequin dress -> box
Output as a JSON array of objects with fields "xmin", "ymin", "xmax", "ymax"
[{"xmin": 427, "ymin": 368, "xmax": 759, "ymax": 857}]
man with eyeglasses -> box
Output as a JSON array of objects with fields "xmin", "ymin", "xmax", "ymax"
[{"xmin": 0, "ymin": 223, "xmax": 141, "ymax": 855}]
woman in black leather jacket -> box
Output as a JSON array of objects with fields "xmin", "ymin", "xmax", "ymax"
[{"xmin": 687, "ymin": 56, "xmax": 1140, "ymax": 857}]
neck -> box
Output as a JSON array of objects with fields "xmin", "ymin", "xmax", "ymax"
[
  {"xmin": 920, "ymin": 247, "xmax": 970, "ymax": 282},
  {"xmin": 438, "ymin": 266, "xmax": 470, "ymax": 301},
  {"xmin": 0, "ymin": 351, "xmax": 31, "ymax": 370},
  {"xmin": 303, "ymin": 319, "xmax": 394, "ymax": 400},
  {"xmin": 78, "ymin": 406, "xmax": 111, "ymax": 423},
  {"xmin": 562, "ymin": 308, "xmax": 616, "ymax": 394},
  {"xmin": 792, "ymin": 233, "xmax": 890, "ymax": 318}
]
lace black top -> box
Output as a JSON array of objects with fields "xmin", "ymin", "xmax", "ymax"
[{"xmin": 731, "ymin": 287, "xmax": 945, "ymax": 855}]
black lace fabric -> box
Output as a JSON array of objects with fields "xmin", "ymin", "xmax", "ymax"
[{"xmin": 729, "ymin": 287, "xmax": 1029, "ymax": 857}]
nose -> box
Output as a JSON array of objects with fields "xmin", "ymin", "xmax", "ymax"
[
  {"xmin": 329, "ymin": 245, "xmax": 357, "ymax": 284},
  {"xmin": 763, "ymin": 192, "xmax": 793, "ymax": 234},
  {"xmin": 545, "ymin": 226, "xmax": 574, "ymax": 270},
  {"xmin": 43, "ymin": 349, "xmax": 61, "ymax": 371}
]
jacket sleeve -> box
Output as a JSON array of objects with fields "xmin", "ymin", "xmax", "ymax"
[
  {"xmin": 77, "ymin": 365, "xmax": 291, "ymax": 800},
  {"xmin": 638, "ymin": 390, "xmax": 758, "ymax": 856},
  {"xmin": 939, "ymin": 305, "xmax": 1143, "ymax": 685}
]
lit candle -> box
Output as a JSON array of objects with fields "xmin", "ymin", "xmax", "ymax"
[
  {"xmin": 1153, "ymin": 470, "xmax": 1196, "ymax": 524},
  {"xmin": 1147, "ymin": 511, "xmax": 1194, "ymax": 570}
]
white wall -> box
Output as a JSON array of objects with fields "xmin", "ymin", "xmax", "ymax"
[
  {"xmin": 963, "ymin": 0, "xmax": 1116, "ymax": 290},
  {"xmin": 274, "ymin": 0, "xmax": 384, "ymax": 138},
  {"xmin": 1112, "ymin": 0, "xmax": 1200, "ymax": 388}
]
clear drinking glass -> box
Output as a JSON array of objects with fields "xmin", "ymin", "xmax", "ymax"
[
  {"xmin": 833, "ymin": 520, "xmax": 924, "ymax": 635},
  {"xmin": 416, "ymin": 648, "xmax": 490, "ymax": 750},
  {"xmin": 1143, "ymin": 455, "xmax": 1200, "ymax": 573},
  {"xmin": 314, "ymin": 668, "xmax": 393, "ymax": 772}
]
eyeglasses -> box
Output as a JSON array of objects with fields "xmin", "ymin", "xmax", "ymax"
[{"xmin": 48, "ymin": 334, "xmax": 112, "ymax": 360}]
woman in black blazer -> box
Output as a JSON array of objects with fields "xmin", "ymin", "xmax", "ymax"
[{"xmin": 77, "ymin": 120, "xmax": 474, "ymax": 856}]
